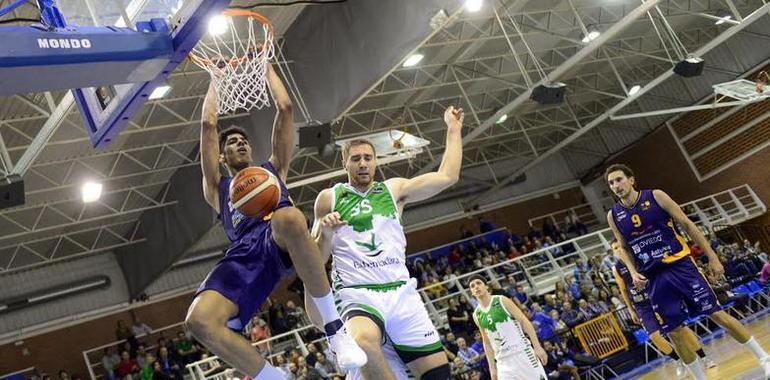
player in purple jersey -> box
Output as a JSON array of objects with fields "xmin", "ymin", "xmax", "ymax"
[
  {"xmin": 610, "ymin": 240, "xmax": 715, "ymax": 378},
  {"xmin": 605, "ymin": 164, "xmax": 769, "ymax": 380},
  {"xmin": 184, "ymin": 65, "xmax": 366, "ymax": 379}
]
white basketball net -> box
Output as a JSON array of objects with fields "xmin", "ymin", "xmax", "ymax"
[{"xmin": 190, "ymin": 12, "xmax": 275, "ymax": 114}]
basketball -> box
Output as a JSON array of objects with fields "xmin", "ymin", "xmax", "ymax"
[{"xmin": 229, "ymin": 166, "xmax": 281, "ymax": 218}]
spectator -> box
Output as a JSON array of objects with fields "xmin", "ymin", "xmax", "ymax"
[
  {"xmin": 587, "ymin": 295, "xmax": 609, "ymax": 315},
  {"xmin": 155, "ymin": 338, "xmax": 174, "ymax": 360},
  {"xmin": 561, "ymin": 302, "xmax": 584, "ymax": 328},
  {"xmin": 424, "ymin": 275, "xmax": 447, "ymax": 299},
  {"xmin": 58, "ymin": 371, "xmax": 70, "ymax": 380},
  {"xmin": 102, "ymin": 347, "xmax": 121, "ymax": 380},
  {"xmin": 151, "ymin": 361, "xmax": 172, "ymax": 380},
  {"xmin": 550, "ymin": 310, "xmax": 568, "ymax": 332},
  {"xmin": 460, "ymin": 226, "xmax": 474, "ymax": 239},
  {"xmin": 296, "ymin": 356, "xmax": 323, "ymax": 379},
  {"xmin": 456, "ymin": 337, "xmax": 483, "ymax": 369},
  {"xmin": 447, "ymin": 298, "xmax": 471, "ymax": 336},
  {"xmin": 443, "ymin": 331, "xmax": 460, "ymax": 356},
  {"xmin": 272, "ymin": 354, "xmax": 291, "ymax": 379},
  {"xmin": 601, "ymin": 250, "xmax": 618, "ymax": 272},
  {"xmin": 577, "ymin": 299, "xmax": 596, "ymax": 320},
  {"xmin": 139, "ymin": 353, "xmax": 155, "ymax": 380},
  {"xmin": 284, "ymin": 300, "xmax": 308, "ymax": 330},
  {"xmin": 542, "ymin": 219, "xmax": 559, "ymax": 240},
  {"xmin": 305, "ymin": 342, "xmax": 319, "ymax": 367},
  {"xmin": 116, "ymin": 350, "xmax": 140, "ymax": 380},
  {"xmin": 156, "ymin": 347, "xmax": 182, "ymax": 380},
  {"xmin": 249, "ymin": 317, "xmax": 271, "ymax": 352},
  {"xmin": 174, "ymin": 331, "xmax": 198, "ymax": 365},
  {"xmin": 135, "ymin": 345, "xmax": 148, "ymax": 368},
  {"xmin": 115, "ymin": 320, "xmax": 134, "ymax": 342},
  {"xmin": 542, "ymin": 294, "xmax": 560, "ymax": 313},
  {"xmin": 760, "ymin": 261, "xmax": 770, "ymax": 286},
  {"xmin": 530, "ymin": 303, "xmax": 557, "ymax": 342},
  {"xmin": 544, "ymin": 236, "xmax": 564, "ymax": 257},
  {"xmin": 543, "ymin": 340, "xmax": 580, "ymax": 380},
  {"xmin": 609, "ymin": 286, "xmax": 624, "ymax": 309},
  {"xmin": 478, "ymin": 216, "xmax": 496, "ymax": 233},
  {"xmin": 565, "ymin": 275, "xmax": 581, "ymax": 300},
  {"xmin": 510, "ymin": 284, "xmax": 530, "ymax": 306},
  {"xmin": 314, "ymin": 352, "xmax": 336, "ymax": 379},
  {"xmin": 131, "ymin": 318, "xmax": 153, "ymax": 338}
]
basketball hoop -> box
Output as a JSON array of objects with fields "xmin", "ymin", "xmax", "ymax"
[{"xmin": 189, "ymin": 10, "xmax": 275, "ymax": 114}]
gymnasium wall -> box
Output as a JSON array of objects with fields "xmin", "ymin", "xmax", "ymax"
[{"xmin": 600, "ymin": 126, "xmax": 770, "ymax": 226}]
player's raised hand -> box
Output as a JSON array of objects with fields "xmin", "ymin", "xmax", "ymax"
[{"xmin": 444, "ymin": 105, "xmax": 464, "ymax": 131}]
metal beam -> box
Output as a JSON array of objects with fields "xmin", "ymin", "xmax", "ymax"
[
  {"xmin": 471, "ymin": 1, "xmax": 770, "ymax": 203},
  {"xmin": 413, "ymin": 0, "xmax": 661, "ymax": 176},
  {"xmin": 609, "ymin": 99, "xmax": 752, "ymax": 120}
]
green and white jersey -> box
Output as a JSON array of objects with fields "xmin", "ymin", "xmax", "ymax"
[
  {"xmin": 474, "ymin": 295, "xmax": 533, "ymax": 361},
  {"xmin": 330, "ymin": 181, "xmax": 409, "ymax": 289}
]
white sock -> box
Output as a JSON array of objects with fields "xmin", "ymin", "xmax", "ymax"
[
  {"xmin": 252, "ymin": 363, "xmax": 283, "ymax": 380},
  {"xmin": 311, "ymin": 291, "xmax": 340, "ymax": 326},
  {"xmin": 685, "ymin": 358, "xmax": 707, "ymax": 380},
  {"xmin": 744, "ymin": 337, "xmax": 769, "ymax": 360}
]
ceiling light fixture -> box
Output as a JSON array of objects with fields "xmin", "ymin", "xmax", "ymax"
[
  {"xmin": 628, "ymin": 85, "xmax": 641, "ymax": 95},
  {"xmin": 402, "ymin": 53, "xmax": 424, "ymax": 67},
  {"xmin": 496, "ymin": 114, "xmax": 508, "ymax": 124},
  {"xmin": 208, "ymin": 15, "xmax": 229, "ymax": 36},
  {"xmin": 82, "ymin": 181, "xmax": 103, "ymax": 203},
  {"xmin": 715, "ymin": 14, "xmax": 732, "ymax": 25},
  {"xmin": 149, "ymin": 85, "xmax": 171, "ymax": 100},
  {"xmin": 465, "ymin": 0, "xmax": 483, "ymax": 12}
]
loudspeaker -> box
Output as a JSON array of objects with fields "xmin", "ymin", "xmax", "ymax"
[
  {"xmin": 531, "ymin": 82, "xmax": 566, "ymax": 105},
  {"xmin": 674, "ymin": 57, "xmax": 704, "ymax": 77},
  {"xmin": 0, "ymin": 174, "xmax": 25, "ymax": 210},
  {"xmin": 298, "ymin": 122, "xmax": 333, "ymax": 149}
]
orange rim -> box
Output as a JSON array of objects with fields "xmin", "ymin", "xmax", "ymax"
[{"xmin": 187, "ymin": 9, "xmax": 274, "ymax": 68}]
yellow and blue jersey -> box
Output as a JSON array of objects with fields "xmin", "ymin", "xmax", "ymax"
[{"xmin": 611, "ymin": 189, "xmax": 690, "ymax": 274}]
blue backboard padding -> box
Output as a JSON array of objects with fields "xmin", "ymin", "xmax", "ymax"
[
  {"xmin": 76, "ymin": 0, "xmax": 232, "ymax": 149},
  {"xmin": 0, "ymin": 25, "xmax": 173, "ymax": 95}
]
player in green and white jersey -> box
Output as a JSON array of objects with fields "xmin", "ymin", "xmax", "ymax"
[
  {"xmin": 308, "ymin": 106, "xmax": 464, "ymax": 380},
  {"xmin": 468, "ymin": 275, "xmax": 548, "ymax": 380}
]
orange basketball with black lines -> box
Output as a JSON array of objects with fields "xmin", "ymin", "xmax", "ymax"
[{"xmin": 230, "ymin": 166, "xmax": 280, "ymax": 218}]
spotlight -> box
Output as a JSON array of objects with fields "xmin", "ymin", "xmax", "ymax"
[
  {"xmin": 496, "ymin": 114, "xmax": 508, "ymax": 124},
  {"xmin": 208, "ymin": 15, "xmax": 229, "ymax": 36},
  {"xmin": 82, "ymin": 181, "xmax": 103, "ymax": 203},
  {"xmin": 403, "ymin": 53, "xmax": 424, "ymax": 67},
  {"xmin": 628, "ymin": 85, "xmax": 641, "ymax": 95},
  {"xmin": 465, "ymin": 0, "xmax": 483, "ymax": 12}
]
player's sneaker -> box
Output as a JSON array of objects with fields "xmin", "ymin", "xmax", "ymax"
[
  {"xmin": 675, "ymin": 360, "xmax": 687, "ymax": 379},
  {"xmin": 702, "ymin": 357, "xmax": 717, "ymax": 369},
  {"xmin": 327, "ymin": 325, "xmax": 368, "ymax": 370},
  {"xmin": 760, "ymin": 356, "xmax": 770, "ymax": 380}
]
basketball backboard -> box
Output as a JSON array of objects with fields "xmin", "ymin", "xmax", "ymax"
[
  {"xmin": 56, "ymin": 0, "xmax": 186, "ymax": 27},
  {"xmin": 713, "ymin": 79, "xmax": 770, "ymax": 102},
  {"xmin": 335, "ymin": 130, "xmax": 431, "ymax": 161}
]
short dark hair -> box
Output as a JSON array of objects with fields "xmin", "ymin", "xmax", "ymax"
[
  {"xmin": 342, "ymin": 139, "xmax": 376, "ymax": 160},
  {"xmin": 219, "ymin": 126, "xmax": 249, "ymax": 152},
  {"xmin": 604, "ymin": 164, "xmax": 634, "ymax": 182},
  {"xmin": 467, "ymin": 274, "xmax": 487, "ymax": 287}
]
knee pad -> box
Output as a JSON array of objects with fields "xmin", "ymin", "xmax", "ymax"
[{"xmin": 420, "ymin": 363, "xmax": 450, "ymax": 380}]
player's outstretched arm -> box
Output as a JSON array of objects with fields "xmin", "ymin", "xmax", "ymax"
[
  {"xmin": 473, "ymin": 313, "xmax": 498, "ymax": 380},
  {"xmin": 386, "ymin": 106, "xmax": 464, "ymax": 205},
  {"xmin": 607, "ymin": 211, "xmax": 647, "ymax": 287},
  {"xmin": 266, "ymin": 64, "xmax": 294, "ymax": 182},
  {"xmin": 501, "ymin": 296, "xmax": 547, "ymax": 366},
  {"xmin": 200, "ymin": 80, "xmax": 221, "ymax": 213},
  {"xmin": 653, "ymin": 189, "xmax": 725, "ymax": 277}
]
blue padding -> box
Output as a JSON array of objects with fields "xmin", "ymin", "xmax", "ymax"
[
  {"xmin": 733, "ymin": 284, "xmax": 750, "ymax": 295},
  {"xmin": 747, "ymin": 281, "xmax": 762, "ymax": 293},
  {"xmin": 0, "ymin": 23, "xmax": 172, "ymax": 95},
  {"xmin": 633, "ymin": 329, "xmax": 649, "ymax": 345}
]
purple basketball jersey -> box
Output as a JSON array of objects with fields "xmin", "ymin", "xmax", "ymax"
[
  {"xmin": 611, "ymin": 190, "xmax": 690, "ymax": 274},
  {"xmin": 219, "ymin": 161, "xmax": 293, "ymax": 243}
]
